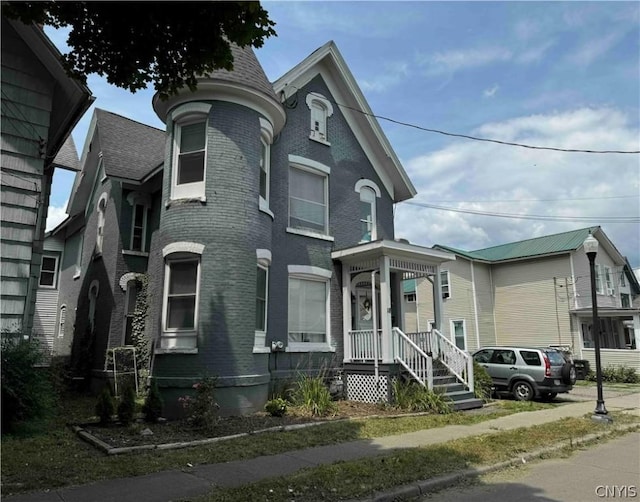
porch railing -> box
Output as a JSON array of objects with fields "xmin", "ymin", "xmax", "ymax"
[
  {"xmin": 393, "ymin": 328, "xmax": 433, "ymax": 388},
  {"xmin": 348, "ymin": 330, "xmax": 383, "ymax": 361},
  {"xmin": 429, "ymin": 328, "xmax": 474, "ymax": 393}
]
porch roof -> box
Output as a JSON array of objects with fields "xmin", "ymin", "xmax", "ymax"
[
  {"xmin": 571, "ymin": 307, "xmax": 640, "ymax": 317},
  {"xmin": 332, "ymin": 239, "xmax": 455, "ymax": 269}
]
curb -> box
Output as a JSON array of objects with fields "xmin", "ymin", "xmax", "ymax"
[{"xmin": 357, "ymin": 422, "xmax": 640, "ymax": 502}]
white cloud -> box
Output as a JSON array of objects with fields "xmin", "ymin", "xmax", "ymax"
[
  {"xmin": 395, "ymin": 107, "xmax": 640, "ymax": 266},
  {"xmin": 483, "ymin": 85, "xmax": 499, "ymax": 98},
  {"xmin": 421, "ymin": 47, "xmax": 512, "ymax": 75},
  {"xmin": 569, "ymin": 31, "xmax": 624, "ymax": 67},
  {"xmin": 45, "ymin": 202, "xmax": 68, "ymax": 232},
  {"xmin": 360, "ymin": 62, "xmax": 409, "ymax": 93}
]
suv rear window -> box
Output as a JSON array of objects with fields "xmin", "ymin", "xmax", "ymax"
[
  {"xmin": 545, "ymin": 351, "xmax": 565, "ymax": 365},
  {"xmin": 520, "ymin": 350, "xmax": 541, "ymax": 366}
]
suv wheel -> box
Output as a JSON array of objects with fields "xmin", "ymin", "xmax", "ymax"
[
  {"xmin": 541, "ymin": 392, "xmax": 558, "ymax": 401},
  {"xmin": 512, "ymin": 381, "xmax": 534, "ymax": 401},
  {"xmin": 561, "ymin": 363, "xmax": 577, "ymax": 385}
]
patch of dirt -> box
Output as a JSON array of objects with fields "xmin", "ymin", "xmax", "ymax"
[{"xmin": 79, "ymin": 401, "xmax": 413, "ymax": 449}]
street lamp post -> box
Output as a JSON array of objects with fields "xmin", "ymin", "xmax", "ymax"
[{"xmin": 583, "ymin": 232, "xmax": 611, "ymax": 422}]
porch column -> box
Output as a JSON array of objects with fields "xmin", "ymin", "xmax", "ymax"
[
  {"xmin": 633, "ymin": 314, "xmax": 640, "ymax": 351},
  {"xmin": 380, "ymin": 255, "xmax": 393, "ymax": 363},
  {"xmin": 342, "ymin": 264, "xmax": 352, "ymax": 362},
  {"xmin": 433, "ymin": 267, "xmax": 443, "ymax": 332},
  {"xmin": 393, "ymin": 272, "xmax": 405, "ymax": 331}
]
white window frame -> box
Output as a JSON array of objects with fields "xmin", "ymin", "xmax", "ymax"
[
  {"xmin": 254, "ymin": 249, "xmax": 271, "ymax": 353},
  {"xmin": 604, "ymin": 265, "xmax": 614, "ymax": 296},
  {"xmin": 441, "ymin": 270, "xmax": 451, "ymax": 299},
  {"xmin": 595, "ymin": 264, "xmax": 604, "ymax": 295},
  {"xmin": 450, "ymin": 319, "xmax": 467, "ymax": 351},
  {"xmin": 169, "ymin": 103, "xmax": 211, "ymax": 202},
  {"xmin": 95, "ymin": 193, "xmax": 108, "ymax": 256},
  {"xmin": 160, "ymin": 242, "xmax": 204, "ymax": 352},
  {"xmin": 57, "ymin": 305, "xmax": 66, "ymax": 338},
  {"xmin": 286, "ymin": 265, "xmax": 334, "ymax": 352},
  {"xmin": 258, "ymin": 118, "xmax": 273, "ymax": 217},
  {"xmin": 39, "ymin": 254, "xmax": 59, "ymax": 288},
  {"xmin": 287, "ymin": 155, "xmax": 332, "ymax": 241},
  {"xmin": 355, "ymin": 180, "xmax": 381, "ymax": 243},
  {"xmin": 305, "ymin": 93, "xmax": 334, "ymax": 145},
  {"xmin": 404, "ymin": 293, "xmax": 416, "ymax": 303},
  {"xmin": 620, "ymin": 271, "xmax": 626, "ymax": 287}
]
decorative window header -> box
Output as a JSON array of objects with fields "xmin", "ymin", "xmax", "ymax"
[
  {"xmin": 354, "ymin": 179, "xmax": 381, "ymax": 198},
  {"xmin": 162, "ymin": 241, "xmax": 205, "ymax": 257}
]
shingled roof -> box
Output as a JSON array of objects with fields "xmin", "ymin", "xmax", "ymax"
[
  {"xmin": 95, "ymin": 109, "xmax": 165, "ymax": 182},
  {"xmin": 52, "ymin": 135, "xmax": 81, "ymax": 171}
]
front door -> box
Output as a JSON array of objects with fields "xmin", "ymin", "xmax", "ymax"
[{"xmin": 356, "ymin": 289, "xmax": 375, "ymax": 331}]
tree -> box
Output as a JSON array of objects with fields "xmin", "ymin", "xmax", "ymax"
[{"xmin": 4, "ymin": 1, "xmax": 276, "ymax": 99}]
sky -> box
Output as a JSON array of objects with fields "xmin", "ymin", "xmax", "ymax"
[{"xmin": 44, "ymin": 1, "xmax": 640, "ymax": 268}]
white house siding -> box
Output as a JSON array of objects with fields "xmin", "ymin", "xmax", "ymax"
[
  {"xmin": 473, "ymin": 262, "xmax": 496, "ymax": 348},
  {"xmin": 492, "ymin": 255, "xmax": 573, "ymax": 348},
  {"xmin": 572, "ymin": 249, "xmax": 620, "ymax": 310},
  {"xmin": 1, "ymin": 19, "xmax": 53, "ymax": 334},
  {"xmin": 581, "ymin": 349, "xmax": 640, "ymax": 373},
  {"xmin": 403, "ymin": 299, "xmax": 418, "ymax": 332}
]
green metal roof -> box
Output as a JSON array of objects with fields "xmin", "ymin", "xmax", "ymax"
[
  {"xmin": 402, "ymin": 279, "xmax": 416, "ymax": 294},
  {"xmin": 437, "ymin": 227, "xmax": 600, "ymax": 263}
]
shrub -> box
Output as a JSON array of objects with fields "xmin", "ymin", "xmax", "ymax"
[
  {"xmin": 95, "ymin": 385, "xmax": 115, "ymax": 425},
  {"xmin": 1, "ymin": 337, "xmax": 55, "ymax": 434},
  {"xmin": 265, "ymin": 397, "xmax": 288, "ymax": 417},
  {"xmin": 473, "ymin": 360, "xmax": 494, "ymax": 402},
  {"xmin": 117, "ymin": 384, "xmax": 137, "ymax": 425},
  {"xmin": 179, "ymin": 376, "xmax": 219, "ymax": 431},
  {"xmin": 142, "ymin": 379, "xmax": 164, "ymax": 422},
  {"xmin": 392, "ymin": 379, "xmax": 452, "ymax": 414},
  {"xmin": 587, "ymin": 365, "xmax": 639, "ymax": 384},
  {"xmin": 292, "ymin": 373, "xmax": 336, "ymax": 417}
]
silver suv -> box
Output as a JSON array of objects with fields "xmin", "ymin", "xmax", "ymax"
[{"xmin": 473, "ymin": 346, "xmax": 576, "ymax": 401}]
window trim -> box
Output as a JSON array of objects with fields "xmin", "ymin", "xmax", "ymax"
[
  {"xmin": 57, "ymin": 305, "xmax": 66, "ymax": 338},
  {"xmin": 160, "ymin": 242, "xmax": 204, "ymax": 352},
  {"xmin": 595, "ymin": 264, "xmax": 604, "ymax": 295},
  {"xmin": 258, "ymin": 118, "xmax": 273, "ymax": 214},
  {"xmin": 286, "ymin": 265, "xmax": 333, "ymax": 352},
  {"xmin": 450, "ymin": 319, "xmax": 467, "ymax": 351},
  {"xmin": 95, "ymin": 192, "xmax": 108, "ymax": 256},
  {"xmin": 169, "ymin": 103, "xmax": 212, "ymax": 202},
  {"xmin": 39, "ymin": 254, "xmax": 59, "ymax": 289},
  {"xmin": 358, "ymin": 186, "xmax": 377, "ymax": 242},
  {"xmin": 441, "ymin": 270, "xmax": 451, "ymax": 299},
  {"xmin": 305, "ymin": 92, "xmax": 334, "ymax": 145},
  {"xmin": 604, "ymin": 265, "xmax": 614, "ymax": 296},
  {"xmin": 287, "ymin": 156, "xmax": 331, "ymax": 238}
]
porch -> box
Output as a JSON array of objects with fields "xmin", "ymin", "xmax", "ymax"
[{"xmin": 332, "ymin": 240, "xmax": 480, "ymax": 409}]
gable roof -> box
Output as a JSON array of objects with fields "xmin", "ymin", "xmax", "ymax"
[
  {"xmin": 273, "ymin": 41, "xmax": 416, "ymax": 203},
  {"xmin": 94, "ymin": 109, "xmax": 165, "ymax": 182},
  {"xmin": 435, "ymin": 226, "xmax": 628, "ymax": 266},
  {"xmin": 52, "ymin": 135, "xmax": 81, "ymax": 171}
]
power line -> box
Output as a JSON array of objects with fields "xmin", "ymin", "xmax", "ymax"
[
  {"xmin": 295, "ymin": 88, "xmax": 640, "ymax": 154},
  {"xmin": 401, "ymin": 200, "xmax": 640, "ymax": 223},
  {"xmin": 424, "ymin": 194, "xmax": 639, "ymax": 203}
]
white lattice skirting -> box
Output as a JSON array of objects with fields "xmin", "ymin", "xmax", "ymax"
[{"xmin": 346, "ymin": 373, "xmax": 390, "ymax": 403}]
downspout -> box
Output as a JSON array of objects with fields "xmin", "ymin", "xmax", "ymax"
[{"xmin": 371, "ymin": 270, "xmax": 379, "ymax": 385}]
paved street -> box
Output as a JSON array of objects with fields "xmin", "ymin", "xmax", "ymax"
[{"xmin": 419, "ymin": 432, "xmax": 640, "ymax": 502}]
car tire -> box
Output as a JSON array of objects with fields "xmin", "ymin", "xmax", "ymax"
[
  {"xmin": 512, "ymin": 381, "xmax": 534, "ymax": 401},
  {"xmin": 541, "ymin": 392, "xmax": 558, "ymax": 401},
  {"xmin": 562, "ymin": 363, "xmax": 577, "ymax": 385}
]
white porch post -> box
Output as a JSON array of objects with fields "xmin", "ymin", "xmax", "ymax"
[
  {"xmin": 633, "ymin": 314, "xmax": 640, "ymax": 351},
  {"xmin": 379, "ymin": 255, "xmax": 393, "ymax": 363},
  {"xmin": 342, "ymin": 264, "xmax": 352, "ymax": 362},
  {"xmin": 394, "ymin": 272, "xmax": 405, "ymax": 332},
  {"xmin": 433, "ymin": 266, "xmax": 443, "ymax": 332}
]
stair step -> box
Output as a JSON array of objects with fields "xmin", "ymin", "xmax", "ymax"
[
  {"xmin": 452, "ymin": 398, "xmax": 484, "ymax": 411},
  {"xmin": 443, "ymin": 390, "xmax": 476, "ymax": 402},
  {"xmin": 434, "ymin": 383, "xmax": 465, "ymax": 394}
]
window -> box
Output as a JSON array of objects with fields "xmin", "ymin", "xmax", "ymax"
[
  {"xmin": 441, "ymin": 270, "xmax": 450, "ymax": 299},
  {"xmin": 620, "ymin": 272, "xmax": 626, "ymax": 287},
  {"xmin": 404, "ymin": 293, "xmax": 416, "ymax": 303},
  {"xmin": 289, "ymin": 163, "xmax": 329, "ymax": 235},
  {"xmin": 96, "ymin": 193, "xmax": 107, "ymax": 255},
  {"xmin": 169, "ymin": 103, "xmax": 211, "ymax": 201},
  {"xmin": 604, "ymin": 266, "xmax": 614, "ymax": 295},
  {"xmin": 39, "ymin": 255, "xmax": 58, "ymax": 288},
  {"xmin": 621, "ymin": 294, "xmax": 631, "ymax": 308},
  {"xmin": 491, "ymin": 349, "xmax": 516, "ymax": 365},
  {"xmin": 258, "ymin": 118, "xmax": 273, "ymax": 213},
  {"xmin": 473, "ymin": 348, "xmax": 493, "ymax": 364},
  {"xmin": 58, "ymin": 305, "xmax": 66, "ymax": 338},
  {"xmin": 305, "ymin": 93, "xmax": 333, "ymax": 144},
  {"xmin": 126, "ymin": 192, "xmax": 151, "ymax": 253},
  {"xmin": 161, "ymin": 242, "xmax": 204, "ymax": 350},
  {"xmin": 123, "ymin": 280, "xmax": 138, "ymax": 346},
  {"xmin": 359, "ymin": 187, "xmax": 376, "ymax": 242},
  {"xmin": 595, "ymin": 264, "xmax": 604, "ymax": 294},
  {"xmin": 451, "ymin": 320, "xmax": 466, "ymax": 350},
  {"xmin": 287, "ymin": 265, "xmax": 332, "ymax": 350},
  {"xmin": 256, "ymin": 265, "xmax": 268, "ymax": 332},
  {"xmin": 520, "ymin": 350, "xmax": 541, "ymax": 366}
]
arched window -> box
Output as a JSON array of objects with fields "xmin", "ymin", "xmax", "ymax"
[
  {"xmin": 96, "ymin": 193, "xmax": 108, "ymax": 255},
  {"xmin": 354, "ymin": 180, "xmax": 381, "ymax": 242},
  {"xmin": 58, "ymin": 305, "xmax": 66, "ymax": 338},
  {"xmin": 305, "ymin": 93, "xmax": 333, "ymax": 145}
]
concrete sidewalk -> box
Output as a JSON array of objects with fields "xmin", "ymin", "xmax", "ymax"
[{"xmin": 5, "ymin": 390, "xmax": 640, "ymax": 502}]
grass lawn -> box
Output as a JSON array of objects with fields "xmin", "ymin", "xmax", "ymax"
[
  {"xmin": 1, "ymin": 394, "xmax": 550, "ymax": 496},
  {"xmin": 195, "ymin": 414, "xmax": 640, "ymax": 502}
]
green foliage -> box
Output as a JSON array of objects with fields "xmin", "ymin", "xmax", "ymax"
[
  {"xmin": 130, "ymin": 275, "xmax": 151, "ymax": 386},
  {"xmin": 292, "ymin": 373, "xmax": 336, "ymax": 417},
  {"xmin": 473, "ymin": 360, "xmax": 494, "ymax": 402},
  {"xmin": 95, "ymin": 386, "xmax": 115, "ymax": 425},
  {"xmin": 179, "ymin": 377, "xmax": 219, "ymax": 431},
  {"xmin": 3, "ymin": 2, "xmax": 276, "ymax": 98},
  {"xmin": 117, "ymin": 384, "xmax": 137, "ymax": 425},
  {"xmin": 1, "ymin": 337, "xmax": 55, "ymax": 434},
  {"xmin": 142, "ymin": 379, "xmax": 164, "ymax": 422},
  {"xmin": 264, "ymin": 398, "xmax": 288, "ymax": 417},
  {"xmin": 392, "ymin": 379, "xmax": 453, "ymax": 414},
  {"xmin": 587, "ymin": 365, "xmax": 639, "ymax": 384}
]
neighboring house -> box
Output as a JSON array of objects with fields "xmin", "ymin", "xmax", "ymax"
[
  {"xmin": 413, "ymin": 227, "xmax": 640, "ymax": 372},
  {"xmin": 58, "ymin": 41, "xmax": 476, "ymax": 417},
  {"xmin": 0, "ymin": 17, "xmax": 92, "ymax": 339},
  {"xmin": 403, "ymin": 278, "xmax": 418, "ymax": 333}
]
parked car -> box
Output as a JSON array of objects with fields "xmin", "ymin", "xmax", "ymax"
[{"xmin": 472, "ymin": 346, "xmax": 576, "ymax": 401}]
